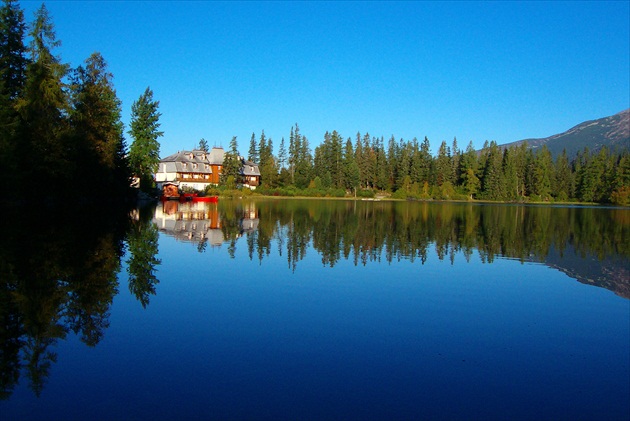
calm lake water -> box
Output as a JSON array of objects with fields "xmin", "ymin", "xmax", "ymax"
[{"xmin": 1, "ymin": 199, "xmax": 629, "ymax": 420}]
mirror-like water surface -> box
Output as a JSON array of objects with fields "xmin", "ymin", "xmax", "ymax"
[{"xmin": 1, "ymin": 199, "xmax": 629, "ymax": 420}]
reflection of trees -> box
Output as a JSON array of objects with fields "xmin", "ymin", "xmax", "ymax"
[
  {"xmin": 0, "ymin": 205, "xmax": 130, "ymax": 398},
  {"xmin": 220, "ymin": 200, "xmax": 629, "ymax": 295},
  {"xmin": 127, "ymin": 205, "xmax": 161, "ymax": 308}
]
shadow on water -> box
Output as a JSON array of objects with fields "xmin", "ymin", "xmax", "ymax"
[{"xmin": 0, "ymin": 198, "xmax": 628, "ymax": 399}]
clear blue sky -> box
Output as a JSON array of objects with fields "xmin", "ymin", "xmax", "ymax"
[{"xmin": 21, "ymin": 0, "xmax": 630, "ymax": 156}]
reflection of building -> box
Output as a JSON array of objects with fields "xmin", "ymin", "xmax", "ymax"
[
  {"xmin": 154, "ymin": 148, "xmax": 262, "ymax": 191},
  {"xmin": 151, "ymin": 201, "xmax": 260, "ymax": 246},
  {"xmin": 241, "ymin": 202, "xmax": 259, "ymax": 233},
  {"xmin": 153, "ymin": 202, "xmax": 224, "ymax": 246}
]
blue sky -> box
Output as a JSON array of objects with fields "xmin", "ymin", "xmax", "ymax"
[{"xmin": 20, "ymin": 0, "xmax": 630, "ymax": 156}]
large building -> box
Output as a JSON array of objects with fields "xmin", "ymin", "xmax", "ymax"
[{"xmin": 154, "ymin": 147, "xmax": 261, "ymax": 191}]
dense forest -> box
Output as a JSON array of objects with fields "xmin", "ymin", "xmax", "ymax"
[
  {"xmin": 0, "ymin": 0, "xmax": 163, "ymax": 202},
  {"xmin": 235, "ymin": 127, "xmax": 630, "ymax": 205}
]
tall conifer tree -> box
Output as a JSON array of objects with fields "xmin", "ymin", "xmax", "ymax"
[
  {"xmin": 128, "ymin": 87, "xmax": 162, "ymax": 191},
  {"xmin": 16, "ymin": 3, "xmax": 69, "ymax": 191}
]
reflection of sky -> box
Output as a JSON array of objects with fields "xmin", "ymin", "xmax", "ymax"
[{"xmin": 5, "ymin": 230, "xmax": 629, "ymax": 420}]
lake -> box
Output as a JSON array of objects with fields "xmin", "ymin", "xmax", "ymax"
[{"xmin": 1, "ymin": 199, "xmax": 629, "ymax": 420}]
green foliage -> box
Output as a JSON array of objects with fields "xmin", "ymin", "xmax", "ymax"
[
  {"xmin": 0, "ymin": 0, "xmax": 27, "ymax": 101},
  {"xmin": 69, "ymin": 52, "xmax": 129, "ymax": 196},
  {"xmin": 610, "ymin": 186, "xmax": 630, "ymax": 206},
  {"xmin": 127, "ymin": 212, "xmax": 161, "ymax": 308},
  {"xmin": 197, "ymin": 138, "xmax": 208, "ymax": 152},
  {"xmin": 128, "ymin": 87, "xmax": 162, "ymax": 192},
  {"xmin": 13, "ymin": 3, "xmax": 69, "ymax": 193},
  {"xmin": 221, "ymin": 136, "xmax": 241, "ymax": 187},
  {"xmin": 0, "ymin": 2, "xmax": 132, "ymax": 202}
]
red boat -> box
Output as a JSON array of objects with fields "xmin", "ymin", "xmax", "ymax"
[
  {"xmin": 192, "ymin": 196, "xmax": 218, "ymax": 203},
  {"xmin": 160, "ymin": 193, "xmax": 218, "ymax": 203}
]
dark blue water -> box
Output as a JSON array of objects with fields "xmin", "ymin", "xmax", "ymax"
[{"xmin": 2, "ymin": 200, "xmax": 629, "ymax": 420}]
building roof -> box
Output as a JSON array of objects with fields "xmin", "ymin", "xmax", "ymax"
[
  {"xmin": 159, "ymin": 148, "xmax": 225, "ymax": 174},
  {"xmin": 241, "ymin": 159, "xmax": 261, "ymax": 176}
]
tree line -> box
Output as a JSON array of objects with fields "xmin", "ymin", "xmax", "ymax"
[
  {"xmin": 0, "ymin": 0, "xmax": 163, "ymax": 201},
  {"xmin": 235, "ymin": 127, "xmax": 629, "ymax": 205}
]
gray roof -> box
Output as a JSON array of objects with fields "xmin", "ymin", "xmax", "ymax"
[
  {"xmin": 158, "ymin": 147, "xmax": 261, "ymax": 177},
  {"xmin": 159, "ymin": 148, "xmax": 225, "ymax": 174},
  {"xmin": 240, "ymin": 159, "xmax": 261, "ymax": 176}
]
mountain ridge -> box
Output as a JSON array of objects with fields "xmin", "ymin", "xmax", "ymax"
[{"xmin": 501, "ymin": 109, "xmax": 629, "ymax": 158}]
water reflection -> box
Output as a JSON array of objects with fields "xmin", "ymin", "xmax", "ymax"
[
  {"xmin": 0, "ymin": 204, "xmax": 155, "ymax": 399},
  {"xmin": 0, "ymin": 199, "xmax": 628, "ymax": 400},
  {"xmin": 190, "ymin": 200, "xmax": 628, "ymax": 297}
]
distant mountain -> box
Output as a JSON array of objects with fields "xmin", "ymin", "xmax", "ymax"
[{"xmin": 502, "ymin": 109, "xmax": 629, "ymax": 158}]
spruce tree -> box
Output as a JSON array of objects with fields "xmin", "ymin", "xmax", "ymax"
[
  {"xmin": 128, "ymin": 87, "xmax": 163, "ymax": 191},
  {"xmin": 221, "ymin": 135, "xmax": 240, "ymax": 187},
  {"xmin": 248, "ymin": 132, "xmax": 258, "ymax": 162},
  {"xmin": 343, "ymin": 138, "xmax": 360, "ymax": 193},
  {"xmin": 70, "ymin": 52, "xmax": 128, "ymax": 196},
  {"xmin": 197, "ymin": 138, "xmax": 208, "ymax": 152},
  {"xmin": 0, "ymin": 0, "xmax": 27, "ymax": 100},
  {"xmin": 15, "ymin": 3, "xmax": 69, "ymax": 193}
]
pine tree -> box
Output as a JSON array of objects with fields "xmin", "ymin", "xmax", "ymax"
[
  {"xmin": 554, "ymin": 149, "xmax": 572, "ymax": 201},
  {"xmin": 330, "ymin": 130, "xmax": 344, "ymax": 188},
  {"xmin": 459, "ymin": 141, "xmax": 479, "ymax": 199},
  {"xmin": 480, "ymin": 141, "xmax": 505, "ymax": 200},
  {"xmin": 0, "ymin": 0, "xmax": 27, "ymax": 100},
  {"xmin": 197, "ymin": 138, "xmax": 208, "ymax": 152},
  {"xmin": 128, "ymin": 87, "xmax": 163, "ymax": 191},
  {"xmin": 248, "ymin": 132, "xmax": 258, "ymax": 162},
  {"xmin": 418, "ymin": 136, "xmax": 432, "ymax": 185},
  {"xmin": 532, "ymin": 145, "xmax": 554, "ymax": 200},
  {"xmin": 259, "ymin": 132, "xmax": 276, "ymax": 187},
  {"xmin": 435, "ymin": 140, "xmax": 452, "ymax": 186},
  {"xmin": 343, "ymin": 138, "xmax": 360, "ymax": 193},
  {"xmin": 395, "ymin": 138, "xmax": 411, "ymax": 190},
  {"xmin": 451, "ymin": 137, "xmax": 460, "ymax": 186},
  {"xmin": 278, "ymin": 136, "xmax": 287, "ymax": 169},
  {"xmin": 221, "ymin": 135, "xmax": 240, "ymax": 187},
  {"xmin": 69, "ymin": 52, "xmax": 128, "ymax": 195},
  {"xmin": 15, "ymin": 3, "xmax": 69, "ymax": 192}
]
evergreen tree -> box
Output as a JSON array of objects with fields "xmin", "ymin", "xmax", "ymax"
[
  {"xmin": 374, "ymin": 137, "xmax": 388, "ymax": 190},
  {"xmin": 451, "ymin": 137, "xmax": 460, "ymax": 187},
  {"xmin": 554, "ymin": 149, "xmax": 572, "ymax": 200},
  {"xmin": 221, "ymin": 135, "xmax": 240, "ymax": 187},
  {"xmin": 418, "ymin": 136, "xmax": 432, "ymax": 185},
  {"xmin": 259, "ymin": 132, "xmax": 276, "ymax": 187},
  {"xmin": 288, "ymin": 125, "xmax": 296, "ymax": 185},
  {"xmin": 480, "ymin": 141, "xmax": 505, "ymax": 200},
  {"xmin": 248, "ymin": 132, "xmax": 258, "ymax": 162},
  {"xmin": 531, "ymin": 145, "xmax": 554, "ymax": 200},
  {"xmin": 434, "ymin": 140, "xmax": 452, "ymax": 186},
  {"xmin": 277, "ymin": 136, "xmax": 287, "ymax": 169},
  {"xmin": 502, "ymin": 147, "xmax": 519, "ymax": 201},
  {"xmin": 295, "ymin": 133, "xmax": 313, "ymax": 188},
  {"xmin": 15, "ymin": 3, "xmax": 69, "ymax": 192},
  {"xmin": 395, "ymin": 138, "xmax": 411, "ymax": 190},
  {"xmin": 459, "ymin": 141, "xmax": 479, "ymax": 199},
  {"xmin": 197, "ymin": 138, "xmax": 208, "ymax": 152},
  {"xmin": 128, "ymin": 87, "xmax": 162, "ymax": 191},
  {"xmin": 343, "ymin": 137, "xmax": 360, "ymax": 193},
  {"xmin": 69, "ymin": 52, "xmax": 128, "ymax": 195},
  {"xmin": 0, "ymin": 0, "xmax": 27, "ymax": 100}
]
